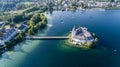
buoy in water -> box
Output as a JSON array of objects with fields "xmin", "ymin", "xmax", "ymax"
[
  {"xmin": 60, "ymin": 19, "xmax": 64, "ymax": 23},
  {"xmin": 114, "ymin": 49, "xmax": 117, "ymax": 52}
]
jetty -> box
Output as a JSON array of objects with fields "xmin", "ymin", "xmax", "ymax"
[{"xmin": 25, "ymin": 36, "xmax": 71, "ymax": 40}]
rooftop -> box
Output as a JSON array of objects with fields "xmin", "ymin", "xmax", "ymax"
[
  {"xmin": 19, "ymin": 24, "xmax": 27, "ymax": 30},
  {"xmin": 0, "ymin": 22, "xmax": 4, "ymax": 27},
  {"xmin": 72, "ymin": 27, "xmax": 94, "ymax": 41},
  {"xmin": 1, "ymin": 28, "xmax": 17, "ymax": 40}
]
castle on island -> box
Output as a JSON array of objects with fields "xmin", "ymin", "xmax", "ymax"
[{"xmin": 71, "ymin": 26, "xmax": 94, "ymax": 45}]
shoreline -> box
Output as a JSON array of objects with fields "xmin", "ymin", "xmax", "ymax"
[
  {"xmin": 64, "ymin": 32, "xmax": 98, "ymax": 49},
  {"xmin": 0, "ymin": 14, "xmax": 48, "ymax": 55}
]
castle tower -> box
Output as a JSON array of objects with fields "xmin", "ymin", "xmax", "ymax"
[{"xmin": 72, "ymin": 26, "xmax": 76, "ymax": 37}]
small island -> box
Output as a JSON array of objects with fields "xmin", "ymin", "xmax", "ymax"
[{"xmin": 66, "ymin": 26, "xmax": 98, "ymax": 49}]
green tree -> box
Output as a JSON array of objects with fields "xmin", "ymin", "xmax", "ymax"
[
  {"xmin": 30, "ymin": 14, "xmax": 41, "ymax": 24},
  {"xmin": 0, "ymin": 32, "xmax": 3, "ymax": 37},
  {"xmin": 28, "ymin": 27, "xmax": 34, "ymax": 35}
]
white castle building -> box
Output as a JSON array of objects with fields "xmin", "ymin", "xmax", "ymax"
[{"xmin": 71, "ymin": 26, "xmax": 94, "ymax": 45}]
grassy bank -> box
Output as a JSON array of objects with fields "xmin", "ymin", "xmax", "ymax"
[
  {"xmin": 0, "ymin": 12, "xmax": 47, "ymax": 55},
  {"xmin": 64, "ymin": 33, "xmax": 98, "ymax": 49}
]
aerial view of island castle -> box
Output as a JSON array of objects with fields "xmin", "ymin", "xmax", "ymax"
[
  {"xmin": 0, "ymin": 0, "xmax": 120, "ymax": 67},
  {"xmin": 71, "ymin": 26, "xmax": 95, "ymax": 45}
]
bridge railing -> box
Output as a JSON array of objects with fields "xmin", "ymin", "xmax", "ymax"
[{"xmin": 25, "ymin": 36, "xmax": 71, "ymax": 40}]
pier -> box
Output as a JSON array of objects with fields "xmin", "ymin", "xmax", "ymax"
[{"xmin": 25, "ymin": 36, "xmax": 71, "ymax": 40}]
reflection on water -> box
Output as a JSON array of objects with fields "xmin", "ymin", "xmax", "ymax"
[
  {"xmin": 14, "ymin": 45, "xmax": 22, "ymax": 52},
  {"xmin": 58, "ymin": 40, "xmax": 108, "ymax": 55},
  {"xmin": 2, "ymin": 53, "xmax": 11, "ymax": 60}
]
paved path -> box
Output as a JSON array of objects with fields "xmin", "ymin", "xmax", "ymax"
[{"xmin": 25, "ymin": 36, "xmax": 71, "ymax": 40}]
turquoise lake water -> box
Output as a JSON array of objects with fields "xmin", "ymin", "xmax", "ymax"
[{"xmin": 0, "ymin": 10, "xmax": 120, "ymax": 67}]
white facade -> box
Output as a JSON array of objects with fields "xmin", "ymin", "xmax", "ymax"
[{"xmin": 71, "ymin": 26, "xmax": 94, "ymax": 45}]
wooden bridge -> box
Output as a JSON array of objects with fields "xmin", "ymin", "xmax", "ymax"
[{"xmin": 25, "ymin": 36, "xmax": 71, "ymax": 40}]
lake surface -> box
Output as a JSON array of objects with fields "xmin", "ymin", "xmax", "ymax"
[{"xmin": 0, "ymin": 10, "xmax": 120, "ymax": 67}]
